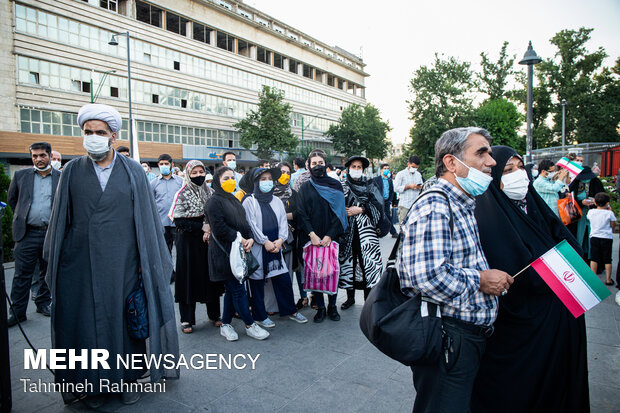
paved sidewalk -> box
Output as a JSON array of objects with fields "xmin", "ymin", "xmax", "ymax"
[{"xmin": 4, "ymin": 236, "xmax": 619, "ymax": 412}]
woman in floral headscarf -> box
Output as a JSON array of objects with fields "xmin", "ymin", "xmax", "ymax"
[{"xmin": 169, "ymin": 160, "xmax": 222, "ymax": 333}]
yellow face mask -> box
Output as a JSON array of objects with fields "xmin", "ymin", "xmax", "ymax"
[
  {"xmin": 221, "ymin": 179, "xmax": 236, "ymax": 193},
  {"xmin": 278, "ymin": 173, "xmax": 290, "ymax": 185}
]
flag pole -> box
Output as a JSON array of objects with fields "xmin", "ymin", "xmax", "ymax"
[{"xmin": 513, "ymin": 263, "xmax": 532, "ymax": 278}]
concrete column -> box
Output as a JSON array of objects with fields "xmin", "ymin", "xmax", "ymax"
[{"xmin": 0, "ymin": 1, "xmax": 18, "ymax": 132}]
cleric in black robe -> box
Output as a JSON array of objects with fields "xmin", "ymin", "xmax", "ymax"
[
  {"xmin": 44, "ymin": 104, "xmax": 179, "ymax": 407},
  {"xmin": 470, "ymin": 146, "xmax": 589, "ymax": 413}
]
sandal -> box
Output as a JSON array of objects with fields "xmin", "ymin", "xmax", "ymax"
[
  {"xmin": 211, "ymin": 319, "xmax": 223, "ymax": 327},
  {"xmin": 605, "ymin": 280, "xmax": 614, "ymax": 285},
  {"xmin": 181, "ymin": 322, "xmax": 193, "ymax": 334}
]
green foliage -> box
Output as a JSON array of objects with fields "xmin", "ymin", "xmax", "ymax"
[
  {"xmin": 478, "ymin": 42, "xmax": 516, "ymax": 100},
  {"xmin": 473, "ymin": 99, "xmax": 524, "ymax": 151},
  {"xmin": 599, "ymin": 176, "xmax": 619, "ymax": 218},
  {"xmin": 407, "ymin": 54, "xmax": 475, "ymax": 163},
  {"xmin": 326, "ymin": 103, "xmax": 391, "ymax": 162},
  {"xmin": 0, "ymin": 164, "xmax": 13, "ymax": 262},
  {"xmin": 234, "ymin": 86, "xmax": 298, "ymax": 159}
]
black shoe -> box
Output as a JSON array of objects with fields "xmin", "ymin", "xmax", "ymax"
[
  {"xmin": 82, "ymin": 394, "xmax": 107, "ymax": 409},
  {"xmin": 327, "ymin": 305, "xmax": 340, "ymax": 321},
  {"xmin": 36, "ymin": 305, "xmax": 51, "ymax": 317},
  {"xmin": 391, "ymin": 233, "xmax": 398, "ymax": 239},
  {"xmin": 7, "ymin": 314, "xmax": 27, "ymax": 327},
  {"xmin": 340, "ymin": 299, "xmax": 355, "ymax": 310},
  {"xmin": 313, "ymin": 308, "xmax": 326, "ymax": 323}
]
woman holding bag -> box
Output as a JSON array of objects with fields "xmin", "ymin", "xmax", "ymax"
[
  {"xmin": 296, "ymin": 150, "xmax": 347, "ymax": 322},
  {"xmin": 242, "ymin": 167, "xmax": 308, "ymax": 327},
  {"xmin": 205, "ymin": 166, "xmax": 270, "ymax": 342},
  {"xmin": 168, "ymin": 160, "xmax": 222, "ymax": 334}
]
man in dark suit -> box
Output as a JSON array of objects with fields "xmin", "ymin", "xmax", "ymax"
[
  {"xmin": 372, "ymin": 163, "xmax": 398, "ymax": 238},
  {"xmin": 7, "ymin": 142, "xmax": 60, "ymax": 327}
]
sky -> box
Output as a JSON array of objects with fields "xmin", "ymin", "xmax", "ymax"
[{"xmin": 247, "ymin": 0, "xmax": 620, "ymax": 145}]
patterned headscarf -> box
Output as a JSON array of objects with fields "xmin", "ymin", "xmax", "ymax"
[{"xmin": 168, "ymin": 160, "xmax": 213, "ymax": 219}]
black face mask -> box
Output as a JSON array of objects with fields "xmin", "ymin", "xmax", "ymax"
[
  {"xmin": 311, "ymin": 165, "xmax": 326, "ymax": 178},
  {"xmin": 190, "ymin": 175, "xmax": 206, "ymax": 186}
]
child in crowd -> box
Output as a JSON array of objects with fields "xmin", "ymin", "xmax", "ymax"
[{"xmin": 587, "ymin": 192, "xmax": 617, "ymax": 285}]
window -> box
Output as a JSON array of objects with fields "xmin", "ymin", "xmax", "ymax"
[
  {"xmin": 173, "ymin": 61, "xmax": 180, "ymax": 70},
  {"xmin": 29, "ymin": 72, "xmax": 40, "ymax": 84},
  {"xmin": 110, "ymin": 86, "xmax": 119, "ymax": 97},
  {"xmin": 257, "ymin": 47, "xmax": 270, "ymax": 64},
  {"xmin": 181, "ymin": 99, "xmax": 187, "ymax": 108},
  {"xmin": 237, "ymin": 39, "xmax": 251, "ymax": 57},
  {"xmin": 193, "ymin": 22, "xmax": 211, "ymax": 44},
  {"xmin": 338, "ymin": 79, "xmax": 345, "ymax": 89},
  {"xmin": 327, "ymin": 74, "xmax": 335, "ymax": 87},
  {"xmin": 302, "ymin": 64, "xmax": 313, "ymax": 79},
  {"xmin": 71, "ymin": 80, "xmax": 90, "ymax": 93},
  {"xmin": 99, "ymin": 0, "xmax": 117, "ymax": 12},
  {"xmin": 136, "ymin": 1, "xmax": 162, "ymax": 27},
  {"xmin": 143, "ymin": 53, "xmax": 151, "ymax": 63},
  {"xmin": 166, "ymin": 12, "xmax": 189, "ymax": 36},
  {"xmin": 273, "ymin": 53, "xmax": 284, "ymax": 69},
  {"xmin": 152, "ymin": 94, "xmax": 159, "ymax": 103},
  {"xmin": 288, "ymin": 59, "xmax": 298, "ymax": 74},
  {"xmin": 216, "ymin": 31, "xmax": 234, "ymax": 52},
  {"xmin": 315, "ymin": 69, "xmax": 324, "ymax": 82}
]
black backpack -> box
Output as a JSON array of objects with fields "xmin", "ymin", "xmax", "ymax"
[{"xmin": 359, "ymin": 190, "xmax": 452, "ymax": 366}]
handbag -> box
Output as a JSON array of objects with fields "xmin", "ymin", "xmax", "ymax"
[
  {"xmin": 557, "ymin": 193, "xmax": 582, "ymax": 226},
  {"xmin": 212, "ymin": 232, "xmax": 259, "ymax": 283},
  {"xmin": 359, "ymin": 190, "xmax": 452, "ymax": 366},
  {"xmin": 126, "ymin": 274, "xmax": 149, "ymax": 340},
  {"xmin": 302, "ymin": 241, "xmax": 340, "ymax": 294}
]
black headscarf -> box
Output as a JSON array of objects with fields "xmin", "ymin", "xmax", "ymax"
[
  {"xmin": 471, "ymin": 146, "xmax": 589, "ymax": 413},
  {"xmin": 209, "ymin": 166, "xmax": 246, "ymax": 221}
]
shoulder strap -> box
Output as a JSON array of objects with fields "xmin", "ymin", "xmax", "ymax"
[
  {"xmin": 210, "ymin": 233, "xmax": 230, "ymax": 257},
  {"xmin": 388, "ymin": 190, "xmax": 453, "ymax": 262}
]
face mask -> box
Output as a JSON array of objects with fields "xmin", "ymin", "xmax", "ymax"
[
  {"xmin": 226, "ymin": 160, "xmax": 237, "ymax": 170},
  {"xmin": 259, "ymin": 181, "xmax": 274, "ymax": 193},
  {"xmin": 531, "ymin": 169, "xmax": 538, "ymax": 178},
  {"xmin": 453, "ymin": 157, "xmax": 493, "ymax": 196},
  {"xmin": 83, "ymin": 134, "xmax": 110, "ymax": 155},
  {"xmin": 160, "ymin": 165, "xmax": 171, "ymax": 176},
  {"xmin": 278, "ymin": 173, "xmax": 290, "ymax": 185},
  {"xmin": 501, "ymin": 169, "xmax": 530, "ymax": 200},
  {"xmin": 190, "ymin": 175, "xmax": 205, "ymax": 186},
  {"xmin": 409, "ymin": 167, "xmax": 418, "ymax": 173},
  {"xmin": 51, "ymin": 160, "xmax": 61, "ymax": 170},
  {"xmin": 221, "ymin": 179, "xmax": 236, "ymax": 193},
  {"xmin": 311, "ymin": 165, "xmax": 326, "ymax": 178},
  {"xmin": 327, "ymin": 171, "xmax": 339, "ymax": 180},
  {"xmin": 349, "ymin": 169, "xmax": 363, "ymax": 179},
  {"xmin": 382, "ymin": 169, "xmax": 390, "ymax": 177},
  {"xmin": 207, "ymin": 182, "xmax": 212, "ymax": 188},
  {"xmin": 574, "ymin": 161, "xmax": 583, "ymax": 167},
  {"xmin": 546, "ymin": 171, "xmax": 556, "ymax": 179},
  {"xmin": 34, "ymin": 164, "xmax": 51, "ymax": 172}
]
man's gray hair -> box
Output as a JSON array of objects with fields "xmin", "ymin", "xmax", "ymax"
[{"xmin": 434, "ymin": 127, "xmax": 493, "ymax": 177}]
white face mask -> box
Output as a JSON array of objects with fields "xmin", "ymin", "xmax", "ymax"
[
  {"xmin": 531, "ymin": 168, "xmax": 538, "ymax": 178},
  {"xmin": 409, "ymin": 167, "xmax": 418, "ymax": 173},
  {"xmin": 327, "ymin": 171, "xmax": 340, "ymax": 180},
  {"xmin": 34, "ymin": 164, "xmax": 51, "ymax": 172},
  {"xmin": 348, "ymin": 169, "xmax": 363, "ymax": 179},
  {"xmin": 501, "ymin": 169, "xmax": 530, "ymax": 200},
  {"xmin": 51, "ymin": 160, "xmax": 61, "ymax": 170},
  {"xmin": 546, "ymin": 171, "xmax": 556, "ymax": 179},
  {"xmin": 226, "ymin": 160, "xmax": 237, "ymax": 170},
  {"xmin": 83, "ymin": 134, "xmax": 111, "ymax": 155}
]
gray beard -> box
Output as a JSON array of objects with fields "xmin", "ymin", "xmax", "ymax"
[{"xmin": 87, "ymin": 149, "xmax": 110, "ymax": 162}]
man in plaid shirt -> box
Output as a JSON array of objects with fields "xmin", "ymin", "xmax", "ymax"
[{"xmin": 399, "ymin": 127, "xmax": 513, "ymax": 413}]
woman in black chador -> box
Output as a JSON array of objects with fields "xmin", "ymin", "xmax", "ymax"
[{"xmin": 471, "ymin": 146, "xmax": 589, "ymax": 413}]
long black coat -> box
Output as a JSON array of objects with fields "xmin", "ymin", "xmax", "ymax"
[{"xmin": 205, "ymin": 192, "xmax": 253, "ymax": 283}]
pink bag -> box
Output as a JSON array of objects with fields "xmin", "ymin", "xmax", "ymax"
[{"xmin": 303, "ymin": 241, "xmax": 340, "ymax": 295}]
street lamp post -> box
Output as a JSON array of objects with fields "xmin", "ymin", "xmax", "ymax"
[
  {"xmin": 560, "ymin": 99, "xmax": 567, "ymax": 149},
  {"xmin": 108, "ymin": 32, "xmax": 138, "ymax": 162},
  {"xmin": 300, "ymin": 113, "xmax": 326, "ymax": 153},
  {"xmin": 518, "ymin": 41, "xmax": 542, "ymax": 164}
]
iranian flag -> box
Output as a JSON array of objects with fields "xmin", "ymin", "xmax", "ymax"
[
  {"xmin": 531, "ymin": 240, "xmax": 611, "ymax": 318},
  {"xmin": 556, "ymin": 157, "xmax": 584, "ymax": 182}
]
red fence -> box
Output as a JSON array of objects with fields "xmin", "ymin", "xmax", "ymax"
[{"xmin": 601, "ymin": 145, "xmax": 620, "ymax": 177}]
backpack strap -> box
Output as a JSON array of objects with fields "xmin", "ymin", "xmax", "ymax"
[{"xmin": 387, "ymin": 190, "xmax": 453, "ymax": 262}]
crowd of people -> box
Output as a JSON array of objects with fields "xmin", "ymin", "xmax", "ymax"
[{"xmin": 4, "ymin": 102, "xmax": 618, "ymax": 412}]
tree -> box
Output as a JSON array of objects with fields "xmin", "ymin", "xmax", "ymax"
[
  {"xmin": 234, "ymin": 86, "xmax": 298, "ymax": 159},
  {"xmin": 0, "ymin": 164, "xmax": 12, "ymax": 262},
  {"xmin": 326, "ymin": 103, "xmax": 391, "ymax": 162},
  {"xmin": 407, "ymin": 54, "xmax": 475, "ymax": 164},
  {"xmin": 473, "ymin": 98, "xmax": 524, "ymax": 151},
  {"xmin": 478, "ymin": 41, "xmax": 516, "ymax": 100},
  {"xmin": 536, "ymin": 28, "xmax": 619, "ymax": 143}
]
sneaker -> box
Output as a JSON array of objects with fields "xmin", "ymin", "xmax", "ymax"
[
  {"xmin": 220, "ymin": 324, "xmax": 239, "ymax": 341},
  {"xmin": 256, "ymin": 317, "xmax": 276, "ymax": 328},
  {"xmin": 245, "ymin": 323, "xmax": 270, "ymax": 340},
  {"xmin": 288, "ymin": 313, "xmax": 308, "ymax": 324}
]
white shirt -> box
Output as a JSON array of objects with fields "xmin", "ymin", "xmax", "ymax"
[
  {"xmin": 394, "ymin": 168, "xmax": 424, "ymax": 209},
  {"xmin": 587, "ymin": 208, "xmax": 616, "ymax": 239}
]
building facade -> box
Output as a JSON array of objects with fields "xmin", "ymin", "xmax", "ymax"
[{"xmin": 0, "ymin": 0, "xmax": 367, "ymax": 173}]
